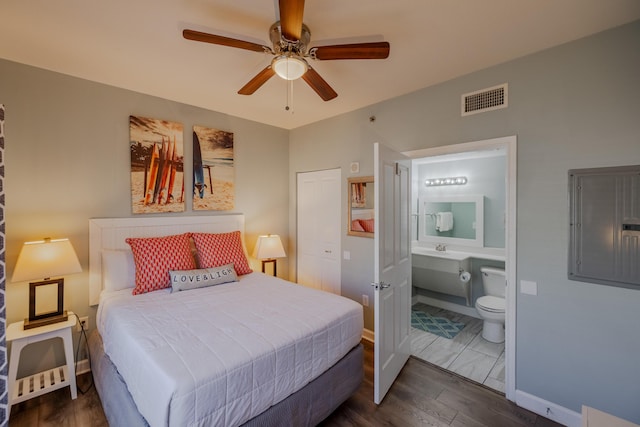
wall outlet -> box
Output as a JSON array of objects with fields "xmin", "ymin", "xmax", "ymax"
[
  {"xmin": 362, "ymin": 294, "xmax": 369, "ymax": 307},
  {"xmin": 77, "ymin": 316, "xmax": 89, "ymax": 332}
]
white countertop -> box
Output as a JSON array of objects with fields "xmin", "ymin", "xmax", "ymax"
[{"xmin": 412, "ymin": 244, "xmax": 506, "ymax": 262}]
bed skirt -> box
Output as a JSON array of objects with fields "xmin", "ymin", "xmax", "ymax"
[{"xmin": 88, "ymin": 329, "xmax": 363, "ymax": 426}]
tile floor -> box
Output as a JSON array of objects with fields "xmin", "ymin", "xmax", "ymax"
[{"xmin": 410, "ymin": 302, "xmax": 505, "ymax": 393}]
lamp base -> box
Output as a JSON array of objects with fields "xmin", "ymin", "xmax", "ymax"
[
  {"xmin": 261, "ymin": 259, "xmax": 277, "ymax": 277},
  {"xmin": 24, "ymin": 310, "xmax": 68, "ymax": 330}
]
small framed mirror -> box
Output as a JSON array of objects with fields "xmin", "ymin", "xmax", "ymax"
[{"xmin": 348, "ymin": 176, "xmax": 374, "ymax": 238}]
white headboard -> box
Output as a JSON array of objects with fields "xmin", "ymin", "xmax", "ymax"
[
  {"xmin": 89, "ymin": 214, "xmax": 246, "ymax": 306},
  {"xmin": 351, "ymin": 209, "xmax": 374, "ymax": 220}
]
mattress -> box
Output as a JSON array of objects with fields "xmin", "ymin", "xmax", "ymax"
[{"xmin": 97, "ymin": 272, "xmax": 363, "ymax": 427}]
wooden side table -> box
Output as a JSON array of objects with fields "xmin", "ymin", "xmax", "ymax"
[{"xmin": 7, "ymin": 311, "xmax": 77, "ymax": 413}]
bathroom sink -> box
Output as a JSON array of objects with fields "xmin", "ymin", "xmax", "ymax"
[{"xmin": 411, "ymin": 246, "xmax": 470, "ymax": 261}]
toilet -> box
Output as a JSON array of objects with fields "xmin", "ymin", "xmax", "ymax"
[{"xmin": 475, "ymin": 267, "xmax": 506, "ymax": 343}]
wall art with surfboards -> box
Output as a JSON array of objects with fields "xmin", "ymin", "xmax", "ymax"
[
  {"xmin": 130, "ymin": 115, "xmax": 185, "ymax": 214},
  {"xmin": 192, "ymin": 125, "xmax": 235, "ymax": 211}
]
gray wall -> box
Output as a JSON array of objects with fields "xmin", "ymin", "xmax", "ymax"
[
  {"xmin": 289, "ymin": 21, "xmax": 640, "ymax": 423},
  {"xmin": 1, "ymin": 59, "xmax": 290, "ymax": 376}
]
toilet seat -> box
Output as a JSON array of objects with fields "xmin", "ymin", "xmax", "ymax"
[{"xmin": 476, "ymin": 295, "xmax": 505, "ymax": 313}]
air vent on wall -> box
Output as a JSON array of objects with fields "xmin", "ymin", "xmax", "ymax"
[{"xmin": 461, "ymin": 83, "xmax": 508, "ymax": 116}]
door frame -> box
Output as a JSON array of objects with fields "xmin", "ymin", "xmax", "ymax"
[{"xmin": 403, "ymin": 135, "xmax": 517, "ymax": 401}]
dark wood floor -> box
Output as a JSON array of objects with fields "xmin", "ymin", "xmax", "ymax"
[
  {"xmin": 321, "ymin": 341, "xmax": 562, "ymax": 426},
  {"xmin": 9, "ymin": 340, "xmax": 562, "ymax": 426},
  {"xmin": 8, "ymin": 374, "xmax": 107, "ymax": 427}
]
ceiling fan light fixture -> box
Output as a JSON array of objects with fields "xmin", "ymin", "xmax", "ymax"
[{"xmin": 272, "ymin": 55, "xmax": 308, "ymax": 80}]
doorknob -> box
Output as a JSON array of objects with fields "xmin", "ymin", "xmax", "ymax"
[{"xmin": 371, "ymin": 281, "xmax": 392, "ymax": 290}]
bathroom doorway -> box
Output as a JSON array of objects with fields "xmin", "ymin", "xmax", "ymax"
[{"xmin": 403, "ymin": 135, "xmax": 516, "ymax": 399}]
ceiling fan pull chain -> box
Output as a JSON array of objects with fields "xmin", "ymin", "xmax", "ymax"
[
  {"xmin": 285, "ymin": 79, "xmax": 294, "ymax": 113},
  {"xmin": 290, "ymin": 80, "xmax": 294, "ymax": 113},
  {"xmin": 285, "ymin": 78, "xmax": 290, "ymax": 111}
]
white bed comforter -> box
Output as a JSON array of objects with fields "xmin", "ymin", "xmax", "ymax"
[{"xmin": 97, "ymin": 272, "xmax": 363, "ymax": 427}]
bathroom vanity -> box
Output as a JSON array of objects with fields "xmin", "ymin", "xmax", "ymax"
[{"xmin": 412, "ymin": 245, "xmax": 505, "ymax": 306}]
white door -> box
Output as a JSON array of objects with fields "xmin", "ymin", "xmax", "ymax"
[
  {"xmin": 297, "ymin": 168, "xmax": 341, "ymax": 294},
  {"xmin": 374, "ymin": 143, "xmax": 412, "ymax": 404}
]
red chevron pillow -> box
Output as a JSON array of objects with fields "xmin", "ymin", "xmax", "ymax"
[
  {"xmin": 191, "ymin": 231, "xmax": 252, "ymax": 275},
  {"xmin": 126, "ymin": 233, "xmax": 196, "ymax": 295},
  {"xmin": 360, "ymin": 218, "xmax": 375, "ymax": 233},
  {"xmin": 351, "ymin": 219, "xmax": 365, "ymax": 232}
]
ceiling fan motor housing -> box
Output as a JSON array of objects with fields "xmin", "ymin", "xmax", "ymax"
[{"xmin": 269, "ymin": 21, "xmax": 311, "ymax": 56}]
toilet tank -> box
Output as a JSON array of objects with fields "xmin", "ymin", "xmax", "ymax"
[{"xmin": 480, "ymin": 267, "xmax": 506, "ymax": 297}]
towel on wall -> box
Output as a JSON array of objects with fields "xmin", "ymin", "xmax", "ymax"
[{"xmin": 436, "ymin": 212, "xmax": 454, "ymax": 232}]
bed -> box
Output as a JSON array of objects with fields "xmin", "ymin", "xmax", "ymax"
[{"xmin": 88, "ymin": 215, "xmax": 363, "ymax": 427}]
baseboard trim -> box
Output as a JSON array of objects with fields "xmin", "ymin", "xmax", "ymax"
[
  {"xmin": 362, "ymin": 328, "xmax": 374, "ymax": 343},
  {"xmin": 515, "ymin": 389, "xmax": 581, "ymax": 427},
  {"xmin": 415, "ymin": 295, "xmax": 482, "ymax": 319},
  {"xmin": 76, "ymin": 358, "xmax": 91, "ymax": 375}
]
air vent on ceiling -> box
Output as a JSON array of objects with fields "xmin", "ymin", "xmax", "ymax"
[{"xmin": 461, "ymin": 83, "xmax": 508, "ymax": 116}]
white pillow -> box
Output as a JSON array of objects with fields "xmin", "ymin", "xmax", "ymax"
[
  {"xmin": 170, "ymin": 264, "xmax": 238, "ymax": 293},
  {"xmin": 102, "ymin": 249, "xmax": 136, "ymax": 292}
]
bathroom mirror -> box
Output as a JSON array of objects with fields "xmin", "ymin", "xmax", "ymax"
[
  {"xmin": 348, "ymin": 176, "xmax": 374, "ymax": 238},
  {"xmin": 418, "ymin": 195, "xmax": 484, "ymax": 247}
]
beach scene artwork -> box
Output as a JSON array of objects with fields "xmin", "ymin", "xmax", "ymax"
[
  {"xmin": 130, "ymin": 116, "xmax": 185, "ymax": 214},
  {"xmin": 192, "ymin": 125, "xmax": 235, "ymax": 211}
]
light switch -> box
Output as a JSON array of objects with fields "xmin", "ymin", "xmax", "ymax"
[
  {"xmin": 343, "ymin": 251, "xmax": 351, "ymax": 260},
  {"xmin": 520, "ymin": 280, "xmax": 538, "ymax": 296}
]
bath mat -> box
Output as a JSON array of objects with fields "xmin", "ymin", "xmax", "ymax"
[{"xmin": 411, "ymin": 309, "xmax": 465, "ymax": 339}]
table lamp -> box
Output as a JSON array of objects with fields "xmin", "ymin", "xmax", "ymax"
[
  {"xmin": 12, "ymin": 237, "xmax": 82, "ymax": 329},
  {"xmin": 252, "ymin": 234, "xmax": 286, "ymax": 276}
]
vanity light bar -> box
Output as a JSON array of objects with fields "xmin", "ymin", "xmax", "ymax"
[{"xmin": 425, "ymin": 176, "xmax": 468, "ymax": 186}]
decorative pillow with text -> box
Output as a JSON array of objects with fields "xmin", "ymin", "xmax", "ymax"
[{"xmin": 170, "ymin": 264, "xmax": 238, "ymax": 292}]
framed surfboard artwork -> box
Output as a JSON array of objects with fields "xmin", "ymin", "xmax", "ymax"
[
  {"xmin": 192, "ymin": 125, "xmax": 235, "ymax": 211},
  {"xmin": 129, "ymin": 115, "xmax": 185, "ymax": 214}
]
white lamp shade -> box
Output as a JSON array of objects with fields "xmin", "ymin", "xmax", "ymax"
[
  {"xmin": 12, "ymin": 238, "xmax": 82, "ymax": 282},
  {"xmin": 272, "ymin": 56, "xmax": 308, "ymax": 80},
  {"xmin": 252, "ymin": 235, "xmax": 286, "ymax": 260}
]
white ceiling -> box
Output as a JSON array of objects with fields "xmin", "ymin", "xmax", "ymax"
[{"xmin": 3, "ymin": 1, "xmax": 639, "ymax": 129}]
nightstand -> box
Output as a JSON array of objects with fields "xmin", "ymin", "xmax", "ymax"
[{"xmin": 7, "ymin": 311, "xmax": 78, "ymax": 412}]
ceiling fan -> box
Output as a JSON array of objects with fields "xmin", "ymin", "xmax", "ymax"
[{"xmin": 183, "ymin": 0, "xmax": 390, "ymax": 101}]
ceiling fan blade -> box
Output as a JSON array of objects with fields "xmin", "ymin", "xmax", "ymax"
[
  {"xmin": 183, "ymin": 29, "xmax": 269, "ymax": 53},
  {"xmin": 302, "ymin": 67, "xmax": 337, "ymax": 101},
  {"xmin": 279, "ymin": 0, "xmax": 305, "ymax": 41},
  {"xmin": 311, "ymin": 42, "xmax": 390, "ymax": 60},
  {"xmin": 238, "ymin": 66, "xmax": 276, "ymax": 95}
]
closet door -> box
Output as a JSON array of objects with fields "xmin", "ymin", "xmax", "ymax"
[{"xmin": 297, "ymin": 168, "xmax": 341, "ymax": 294}]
